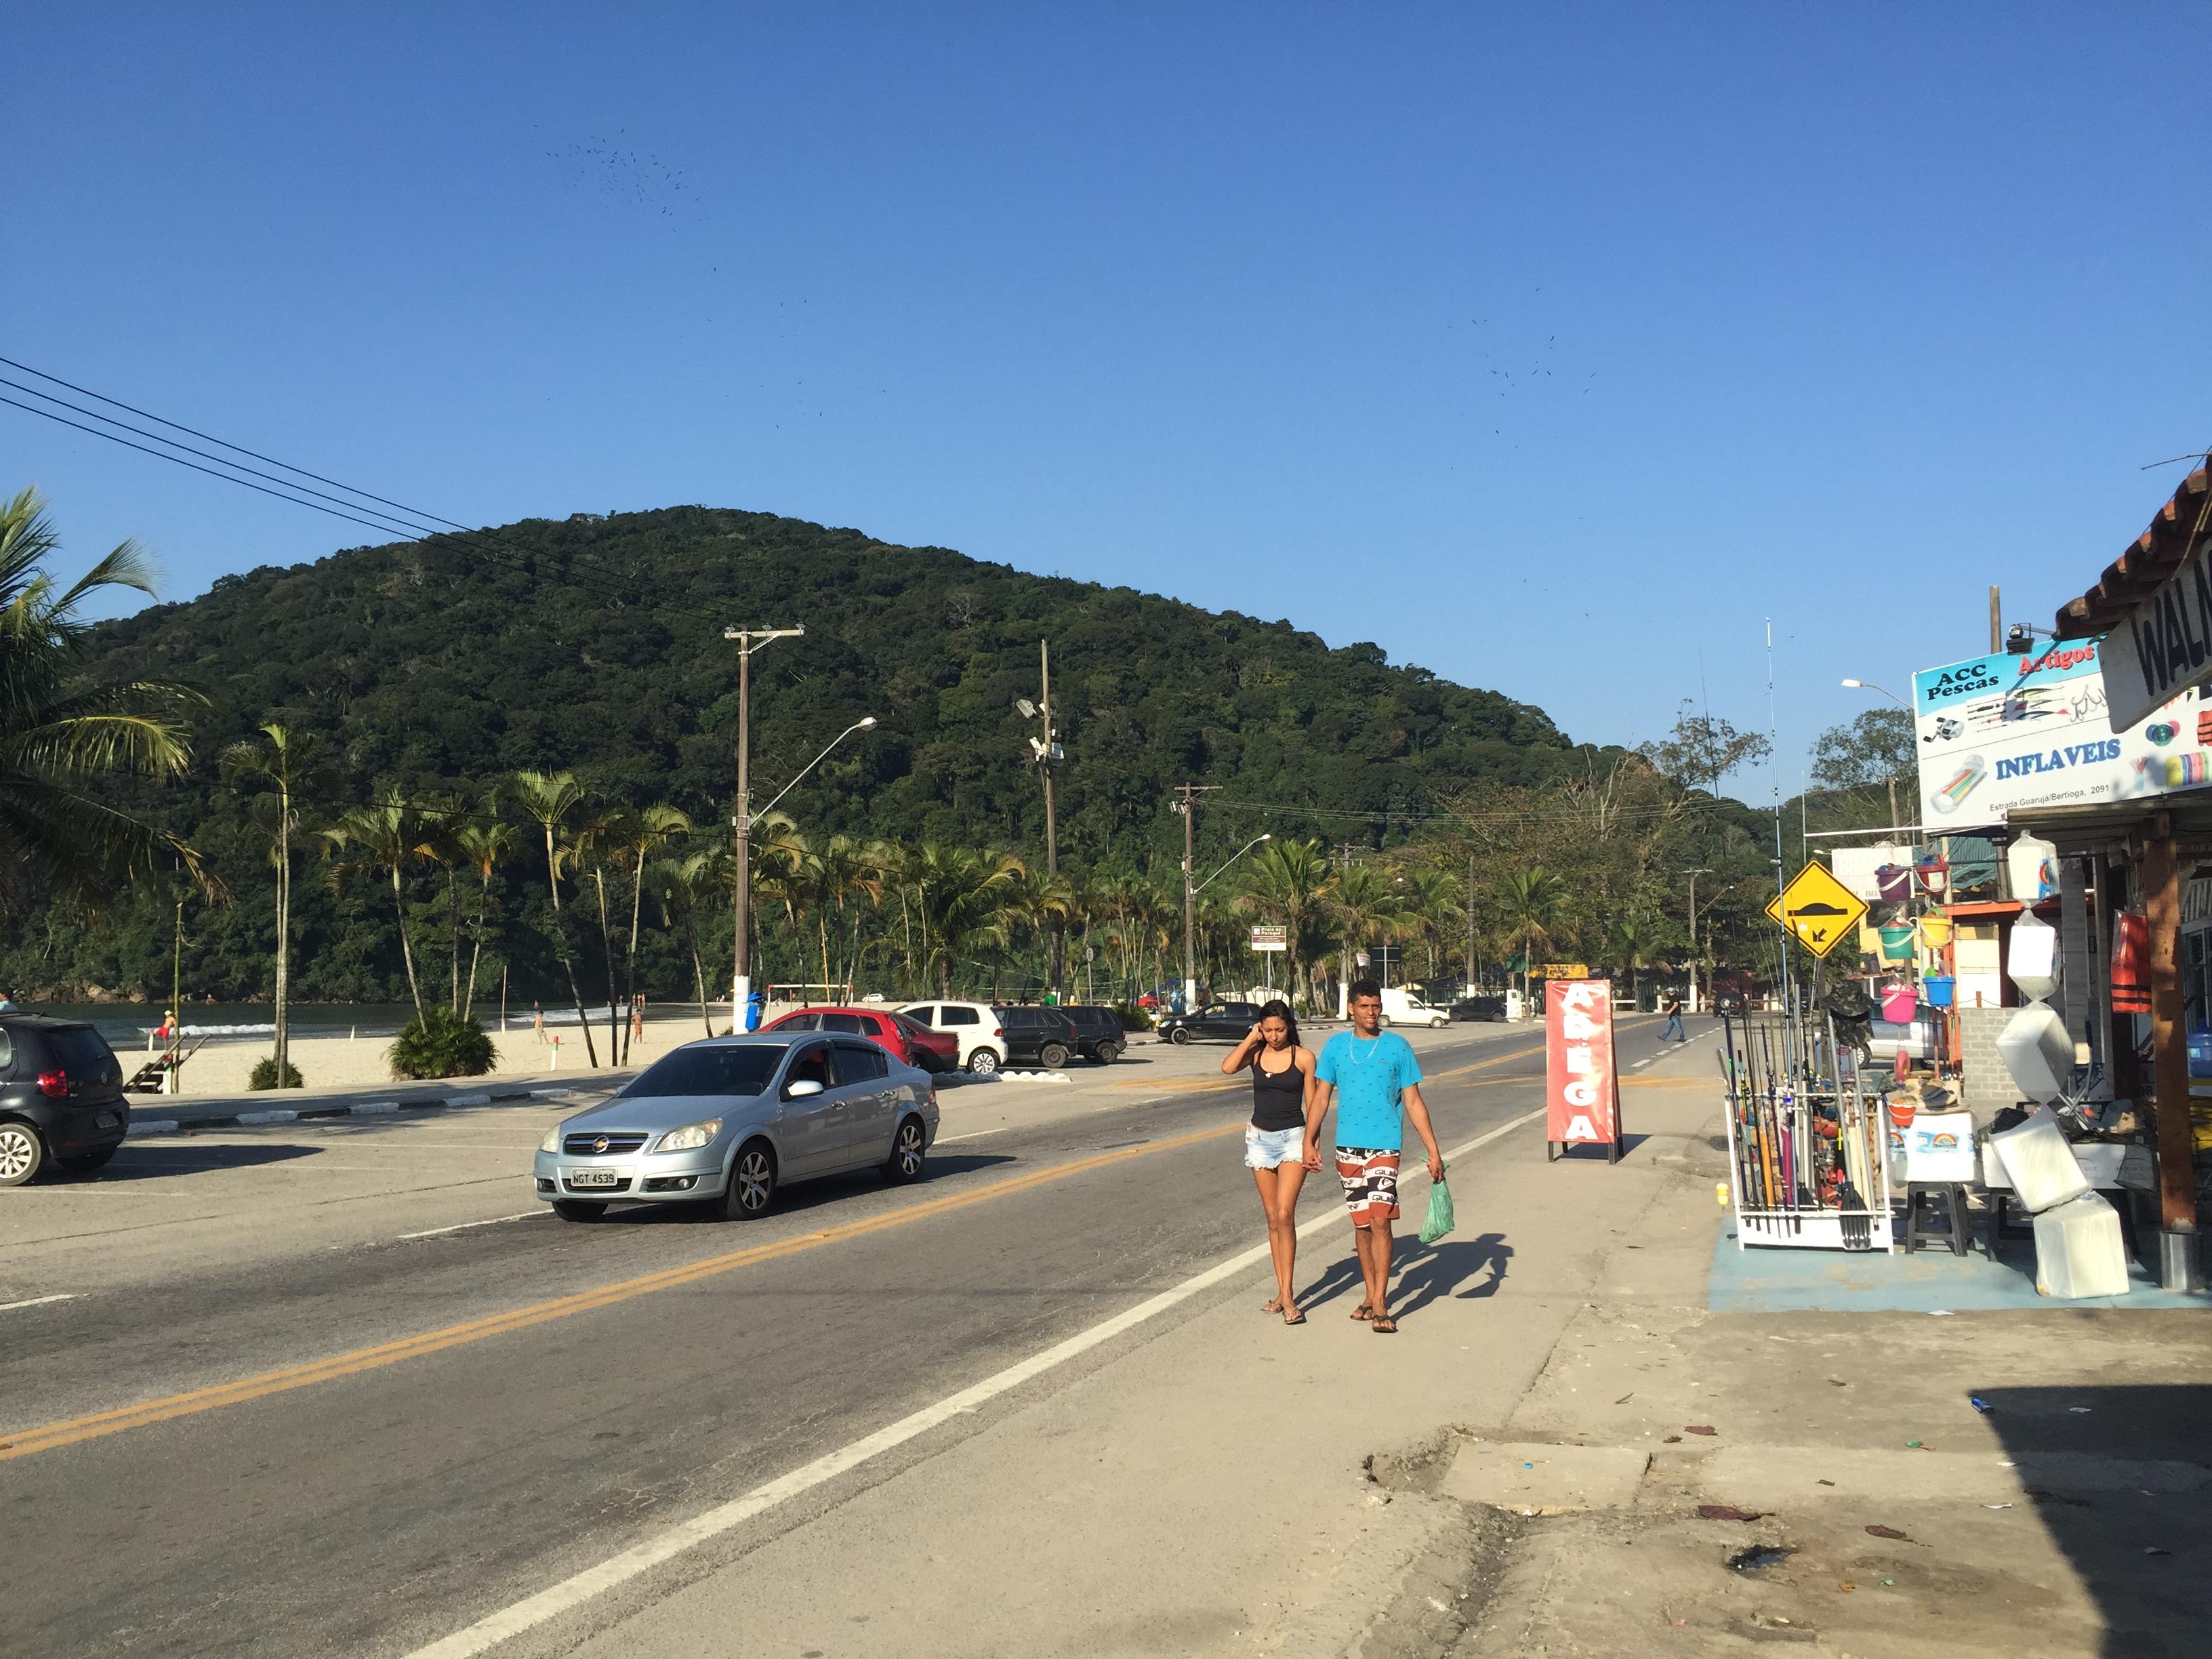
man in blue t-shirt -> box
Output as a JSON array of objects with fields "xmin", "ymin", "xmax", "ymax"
[{"xmin": 1304, "ymin": 979, "xmax": 1444, "ymax": 1335}]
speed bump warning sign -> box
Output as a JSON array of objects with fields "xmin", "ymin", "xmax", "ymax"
[{"xmin": 1765, "ymin": 861, "xmax": 1870, "ymax": 958}]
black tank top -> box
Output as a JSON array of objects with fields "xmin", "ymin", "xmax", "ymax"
[{"xmin": 1250, "ymin": 1052, "xmax": 1306, "ymax": 1132}]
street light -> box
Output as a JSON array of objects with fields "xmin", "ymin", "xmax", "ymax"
[
  {"xmin": 726, "ymin": 626, "xmax": 804, "ymax": 1023},
  {"xmin": 1841, "ymin": 678, "xmax": 1910, "ymax": 826},
  {"xmin": 747, "ymin": 717, "xmax": 878, "ymax": 828},
  {"xmin": 1184, "ymin": 833, "xmax": 1271, "ymax": 1010},
  {"xmin": 1683, "ymin": 867, "xmax": 1712, "ymax": 1013}
]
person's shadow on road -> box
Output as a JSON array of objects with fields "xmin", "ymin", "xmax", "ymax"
[{"xmin": 1294, "ymin": 1231, "xmax": 1512, "ymax": 1317}]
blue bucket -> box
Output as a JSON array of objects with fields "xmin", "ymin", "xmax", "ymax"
[{"xmin": 1923, "ymin": 975, "xmax": 1956, "ymax": 1008}]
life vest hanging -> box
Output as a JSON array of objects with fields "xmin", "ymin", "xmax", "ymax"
[{"xmin": 2110, "ymin": 912, "xmax": 2151, "ymax": 1015}]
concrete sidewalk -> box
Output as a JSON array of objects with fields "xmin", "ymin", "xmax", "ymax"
[{"xmin": 121, "ymin": 1069, "xmax": 634, "ymax": 1136}]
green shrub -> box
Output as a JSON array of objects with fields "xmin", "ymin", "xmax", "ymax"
[
  {"xmin": 1111, "ymin": 1001, "xmax": 1153, "ymax": 1031},
  {"xmin": 388, "ymin": 1006, "xmax": 497, "ymax": 1080},
  {"xmin": 248, "ymin": 1055, "xmax": 304, "ymax": 1090}
]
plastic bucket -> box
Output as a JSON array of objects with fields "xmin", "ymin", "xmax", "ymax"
[
  {"xmin": 1924, "ymin": 975, "xmax": 1956, "ymax": 1008},
  {"xmin": 1881, "ymin": 985, "xmax": 1918, "ymax": 1023},
  {"xmin": 1879, "ymin": 924, "xmax": 1915, "ymax": 962},
  {"xmin": 1919, "ymin": 915, "xmax": 1953, "ymax": 947}
]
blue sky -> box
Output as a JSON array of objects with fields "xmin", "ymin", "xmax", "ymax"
[{"xmin": 7, "ymin": 3, "xmax": 2209, "ymax": 806}]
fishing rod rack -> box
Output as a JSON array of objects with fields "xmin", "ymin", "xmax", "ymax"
[{"xmin": 1720, "ymin": 1010, "xmax": 1895, "ymax": 1252}]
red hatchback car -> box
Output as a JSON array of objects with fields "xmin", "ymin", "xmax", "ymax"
[{"xmin": 762, "ymin": 1006, "xmax": 959, "ymax": 1073}]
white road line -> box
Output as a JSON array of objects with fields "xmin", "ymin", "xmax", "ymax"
[
  {"xmin": 404, "ymin": 1104, "xmax": 1547, "ymax": 1658},
  {"xmin": 0, "ymin": 1293, "xmax": 80, "ymax": 1313},
  {"xmin": 396, "ymin": 1212, "xmax": 548, "ymax": 1242}
]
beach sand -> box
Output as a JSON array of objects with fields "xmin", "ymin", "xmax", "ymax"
[{"xmin": 140, "ymin": 1015, "xmax": 724, "ymax": 1099}]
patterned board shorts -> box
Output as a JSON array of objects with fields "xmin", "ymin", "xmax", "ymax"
[{"xmin": 1336, "ymin": 1147, "xmax": 1401, "ymax": 1228}]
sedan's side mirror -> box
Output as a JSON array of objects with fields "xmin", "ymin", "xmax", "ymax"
[{"xmin": 785, "ymin": 1079, "xmax": 825, "ymax": 1099}]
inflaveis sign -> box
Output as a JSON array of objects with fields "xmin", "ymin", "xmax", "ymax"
[{"xmin": 2099, "ymin": 528, "xmax": 2212, "ymax": 732}]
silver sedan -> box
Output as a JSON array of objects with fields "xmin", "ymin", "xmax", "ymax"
[{"xmin": 534, "ymin": 1033, "xmax": 939, "ymax": 1223}]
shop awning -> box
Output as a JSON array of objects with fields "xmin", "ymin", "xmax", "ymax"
[
  {"xmin": 2003, "ymin": 795, "xmax": 2212, "ymax": 858},
  {"xmin": 2053, "ymin": 464, "xmax": 2211, "ymax": 642}
]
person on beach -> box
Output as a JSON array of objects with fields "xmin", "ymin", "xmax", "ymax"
[
  {"xmin": 532, "ymin": 1002, "xmax": 544, "ymax": 1044},
  {"xmin": 1305, "ymin": 979, "xmax": 1444, "ymax": 1336},
  {"xmin": 1221, "ymin": 998, "xmax": 1319, "ymax": 1326}
]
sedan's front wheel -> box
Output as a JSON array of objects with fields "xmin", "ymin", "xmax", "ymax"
[
  {"xmin": 0, "ymin": 1121, "xmax": 45, "ymax": 1187},
  {"xmin": 723, "ymin": 1141, "xmax": 777, "ymax": 1221},
  {"xmin": 881, "ymin": 1116, "xmax": 927, "ymax": 1183},
  {"xmin": 1167, "ymin": 1027, "xmax": 1192, "ymax": 1046}
]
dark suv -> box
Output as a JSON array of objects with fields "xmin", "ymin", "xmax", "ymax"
[
  {"xmin": 0, "ymin": 1017, "xmax": 129, "ymax": 1185},
  {"xmin": 1057, "ymin": 1005, "xmax": 1126, "ymax": 1064},
  {"xmin": 991, "ymin": 1004, "xmax": 1082, "ymax": 1069}
]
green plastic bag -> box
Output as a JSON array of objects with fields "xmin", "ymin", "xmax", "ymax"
[{"xmin": 1418, "ymin": 1165, "xmax": 1455, "ymax": 1245}]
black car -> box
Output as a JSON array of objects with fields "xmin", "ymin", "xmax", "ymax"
[
  {"xmin": 1057, "ymin": 1005, "xmax": 1126, "ymax": 1064},
  {"xmin": 1449, "ymin": 996, "xmax": 1507, "ymax": 1023},
  {"xmin": 1156, "ymin": 1000, "xmax": 1263, "ymax": 1045},
  {"xmin": 0, "ymin": 1016, "xmax": 129, "ymax": 1185},
  {"xmin": 991, "ymin": 1004, "xmax": 1082, "ymax": 1069}
]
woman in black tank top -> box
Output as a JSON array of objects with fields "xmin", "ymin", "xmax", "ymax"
[{"xmin": 1221, "ymin": 999, "xmax": 1317, "ymax": 1325}]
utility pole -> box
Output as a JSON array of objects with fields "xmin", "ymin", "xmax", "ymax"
[
  {"xmin": 1338, "ymin": 845, "xmax": 1356, "ymax": 1021},
  {"xmin": 1683, "ymin": 867, "xmax": 1711, "ymax": 1012},
  {"xmin": 1465, "ymin": 855, "xmax": 1477, "ymax": 997},
  {"xmin": 1173, "ymin": 782, "xmax": 1222, "ymax": 1012},
  {"xmin": 1988, "ymin": 586, "xmax": 2003, "ymax": 655},
  {"xmin": 726, "ymin": 625, "xmax": 804, "ymax": 1026}
]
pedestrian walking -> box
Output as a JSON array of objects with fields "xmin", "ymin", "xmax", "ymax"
[
  {"xmin": 1222, "ymin": 999, "xmax": 1319, "ymax": 1326},
  {"xmin": 1305, "ymin": 979, "xmax": 1445, "ymax": 1335},
  {"xmin": 532, "ymin": 1002, "xmax": 545, "ymax": 1045},
  {"xmin": 1660, "ymin": 987, "xmax": 1685, "ymax": 1043}
]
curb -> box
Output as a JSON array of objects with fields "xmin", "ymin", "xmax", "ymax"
[{"xmin": 122, "ymin": 1078, "xmax": 628, "ymax": 1139}]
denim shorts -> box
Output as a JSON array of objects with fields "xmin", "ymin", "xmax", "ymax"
[{"xmin": 1244, "ymin": 1122, "xmax": 1307, "ymax": 1170}]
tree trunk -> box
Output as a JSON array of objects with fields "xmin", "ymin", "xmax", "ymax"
[
  {"xmin": 592, "ymin": 868, "xmax": 621, "ymax": 1063},
  {"xmin": 685, "ymin": 916, "xmax": 712, "ymax": 1037},
  {"xmin": 464, "ymin": 869, "xmax": 490, "ymax": 1020},
  {"xmin": 623, "ymin": 855, "xmax": 647, "ymax": 1065},
  {"xmin": 392, "ymin": 862, "xmax": 423, "ymax": 1015},
  {"xmin": 544, "ymin": 825, "xmax": 598, "ymax": 1067},
  {"xmin": 447, "ymin": 867, "xmax": 462, "ymax": 1015},
  {"xmin": 274, "ymin": 801, "xmax": 290, "ymax": 1086}
]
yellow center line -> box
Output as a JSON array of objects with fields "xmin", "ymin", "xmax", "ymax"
[{"xmin": 0, "ymin": 1041, "xmax": 1554, "ymax": 1465}]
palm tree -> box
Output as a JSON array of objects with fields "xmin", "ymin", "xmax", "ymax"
[
  {"xmin": 611, "ymin": 803, "xmax": 691, "ymax": 1061},
  {"xmin": 908, "ymin": 842, "xmax": 1025, "ymax": 998},
  {"xmin": 321, "ymin": 790, "xmax": 438, "ymax": 1015},
  {"xmin": 1327, "ymin": 863, "xmax": 1411, "ymax": 1010},
  {"xmin": 1605, "ymin": 912, "xmax": 1666, "ymax": 1008},
  {"xmin": 655, "ymin": 843, "xmax": 729, "ymax": 1036},
  {"xmin": 0, "ymin": 487, "xmax": 211, "ymax": 910},
  {"xmin": 1502, "ymin": 866, "xmax": 1568, "ymax": 1005},
  {"xmin": 1235, "ymin": 839, "xmax": 1334, "ymax": 1014},
  {"xmin": 1397, "ymin": 869, "xmax": 1460, "ymax": 985},
  {"xmin": 453, "ymin": 815, "xmax": 520, "ymax": 1020},
  {"xmin": 508, "ymin": 770, "xmax": 599, "ymax": 1065},
  {"xmin": 220, "ymin": 724, "xmax": 332, "ymax": 1087},
  {"xmin": 571, "ymin": 801, "xmax": 635, "ymax": 1053}
]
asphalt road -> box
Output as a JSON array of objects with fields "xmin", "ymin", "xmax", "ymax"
[{"xmin": 0, "ymin": 1015, "xmax": 1683, "ymax": 1658}]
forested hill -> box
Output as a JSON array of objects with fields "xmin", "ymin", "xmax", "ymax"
[
  {"xmin": 28, "ymin": 506, "xmax": 1604, "ymax": 1001},
  {"xmin": 96, "ymin": 506, "xmax": 1589, "ymax": 861}
]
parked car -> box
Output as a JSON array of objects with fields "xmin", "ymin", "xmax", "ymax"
[
  {"xmin": 1449, "ymin": 995, "xmax": 1508, "ymax": 1023},
  {"xmin": 0, "ymin": 1016, "xmax": 130, "ymax": 1186},
  {"xmin": 1866, "ymin": 1017, "xmax": 1937, "ymax": 1064},
  {"xmin": 898, "ymin": 1000, "xmax": 1010, "ymax": 1073},
  {"xmin": 1156, "ymin": 1000, "xmax": 1263, "ymax": 1045},
  {"xmin": 989, "ymin": 1004, "xmax": 1083, "ymax": 1068},
  {"xmin": 1380, "ymin": 987, "xmax": 1450, "ymax": 1028},
  {"xmin": 762, "ymin": 1006, "xmax": 958, "ymax": 1073},
  {"xmin": 1056, "ymin": 1004, "xmax": 1126, "ymax": 1063},
  {"xmin": 535, "ymin": 1033, "xmax": 939, "ymax": 1222}
]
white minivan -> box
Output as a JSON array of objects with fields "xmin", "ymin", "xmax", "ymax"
[
  {"xmin": 897, "ymin": 1001, "xmax": 1009, "ymax": 1073},
  {"xmin": 1380, "ymin": 988, "xmax": 1450, "ymax": 1028}
]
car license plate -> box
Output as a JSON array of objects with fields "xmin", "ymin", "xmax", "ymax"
[
  {"xmin": 568, "ymin": 1168, "xmax": 620, "ymax": 1189},
  {"xmin": 95, "ymin": 1111, "xmax": 119, "ymax": 1129}
]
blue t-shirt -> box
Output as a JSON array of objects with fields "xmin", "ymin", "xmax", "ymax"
[{"xmin": 1316, "ymin": 1030, "xmax": 1422, "ymax": 1151}]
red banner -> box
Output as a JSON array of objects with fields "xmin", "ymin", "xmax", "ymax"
[{"xmin": 1546, "ymin": 978, "xmax": 1622, "ymax": 1156}]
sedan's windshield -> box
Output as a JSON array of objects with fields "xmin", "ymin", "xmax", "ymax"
[{"xmin": 623, "ymin": 1045, "xmax": 784, "ymax": 1099}]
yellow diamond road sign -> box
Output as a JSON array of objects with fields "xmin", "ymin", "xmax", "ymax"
[{"xmin": 1765, "ymin": 861, "xmax": 1869, "ymax": 958}]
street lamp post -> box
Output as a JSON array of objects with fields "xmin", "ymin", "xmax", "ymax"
[
  {"xmin": 1841, "ymin": 678, "xmax": 1910, "ymax": 829},
  {"xmin": 1015, "ymin": 642, "xmax": 1064, "ymax": 998},
  {"xmin": 724, "ymin": 626, "xmax": 804, "ymax": 1022},
  {"xmin": 1186, "ymin": 832, "xmax": 1272, "ymax": 1008}
]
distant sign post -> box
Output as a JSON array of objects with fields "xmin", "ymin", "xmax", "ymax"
[
  {"xmin": 1764, "ymin": 862, "xmax": 1868, "ymax": 958},
  {"xmin": 1248, "ymin": 925, "xmax": 1286, "ymax": 953}
]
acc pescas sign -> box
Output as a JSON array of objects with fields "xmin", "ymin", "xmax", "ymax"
[{"xmin": 1545, "ymin": 979, "xmax": 1622, "ymax": 1163}]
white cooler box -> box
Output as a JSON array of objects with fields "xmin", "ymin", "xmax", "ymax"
[
  {"xmin": 2032, "ymin": 1191, "xmax": 2131, "ymax": 1299},
  {"xmin": 1989, "ymin": 1107, "xmax": 2092, "ymax": 1213}
]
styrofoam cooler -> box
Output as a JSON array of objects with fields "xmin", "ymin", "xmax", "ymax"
[
  {"xmin": 1990, "ymin": 1107, "xmax": 2092, "ymax": 1213},
  {"xmin": 2032, "ymin": 1191, "xmax": 2131, "ymax": 1298},
  {"xmin": 1902, "ymin": 1110, "xmax": 1978, "ymax": 1182}
]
